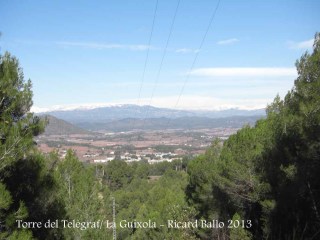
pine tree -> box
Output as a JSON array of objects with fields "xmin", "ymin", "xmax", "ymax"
[
  {"xmin": 0, "ymin": 52, "xmax": 62, "ymax": 239},
  {"xmin": 186, "ymin": 33, "xmax": 320, "ymax": 239}
]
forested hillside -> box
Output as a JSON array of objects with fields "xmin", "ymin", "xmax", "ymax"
[
  {"xmin": 187, "ymin": 33, "xmax": 320, "ymax": 239},
  {"xmin": 41, "ymin": 115, "xmax": 91, "ymax": 135},
  {"xmin": 0, "ymin": 33, "xmax": 319, "ymax": 239}
]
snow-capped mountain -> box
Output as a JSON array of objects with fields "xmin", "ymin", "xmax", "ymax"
[{"xmin": 34, "ymin": 104, "xmax": 265, "ymax": 124}]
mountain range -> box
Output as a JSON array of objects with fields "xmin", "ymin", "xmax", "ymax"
[
  {"xmin": 36, "ymin": 105, "xmax": 265, "ymax": 132},
  {"xmin": 40, "ymin": 115, "xmax": 90, "ymax": 135},
  {"xmin": 38, "ymin": 104, "xmax": 265, "ymax": 123}
]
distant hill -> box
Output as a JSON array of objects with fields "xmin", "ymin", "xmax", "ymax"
[
  {"xmin": 76, "ymin": 115, "xmax": 264, "ymax": 132},
  {"xmin": 36, "ymin": 105, "xmax": 266, "ymax": 132},
  {"xmin": 39, "ymin": 104, "xmax": 266, "ymax": 123},
  {"xmin": 41, "ymin": 115, "xmax": 91, "ymax": 135}
]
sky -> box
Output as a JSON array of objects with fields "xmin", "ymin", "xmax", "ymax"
[{"xmin": 0, "ymin": 0, "xmax": 319, "ymax": 112}]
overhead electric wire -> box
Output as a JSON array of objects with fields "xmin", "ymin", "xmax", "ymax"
[
  {"xmin": 141, "ymin": 0, "xmax": 181, "ymax": 126},
  {"xmin": 162, "ymin": 0, "xmax": 221, "ymax": 144},
  {"xmin": 132, "ymin": 0, "xmax": 159, "ymax": 128},
  {"xmin": 128, "ymin": 0, "xmax": 158, "ymax": 146}
]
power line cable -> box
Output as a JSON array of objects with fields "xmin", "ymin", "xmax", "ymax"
[
  {"xmin": 173, "ymin": 0, "xmax": 221, "ymax": 111},
  {"xmin": 162, "ymin": 0, "xmax": 221, "ymax": 146},
  {"xmin": 133, "ymin": 0, "xmax": 159, "ymax": 126},
  {"xmin": 141, "ymin": 0, "xmax": 181, "ymax": 126},
  {"xmin": 128, "ymin": 0, "xmax": 159, "ymax": 146}
]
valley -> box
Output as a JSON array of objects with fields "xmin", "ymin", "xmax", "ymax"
[
  {"xmin": 36, "ymin": 105, "xmax": 264, "ymax": 163},
  {"xmin": 36, "ymin": 127, "xmax": 239, "ymax": 163}
]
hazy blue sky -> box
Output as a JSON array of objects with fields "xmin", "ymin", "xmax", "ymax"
[{"xmin": 0, "ymin": 0, "xmax": 319, "ymax": 111}]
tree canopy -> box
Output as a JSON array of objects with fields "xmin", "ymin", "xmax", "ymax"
[
  {"xmin": 0, "ymin": 52, "xmax": 62, "ymax": 239},
  {"xmin": 186, "ymin": 33, "xmax": 320, "ymax": 239},
  {"xmin": 1, "ymin": 32, "xmax": 319, "ymax": 239}
]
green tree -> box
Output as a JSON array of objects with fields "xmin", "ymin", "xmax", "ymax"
[
  {"xmin": 104, "ymin": 160, "xmax": 134, "ymax": 190},
  {"xmin": 186, "ymin": 33, "xmax": 320, "ymax": 239},
  {"xmin": 0, "ymin": 52, "xmax": 62, "ymax": 239},
  {"xmin": 131, "ymin": 170, "xmax": 197, "ymax": 240},
  {"xmin": 260, "ymin": 32, "xmax": 320, "ymax": 239},
  {"xmin": 0, "ymin": 52, "xmax": 45, "ymax": 171},
  {"xmin": 229, "ymin": 213, "xmax": 252, "ymax": 240},
  {"xmin": 54, "ymin": 150, "xmax": 111, "ymax": 239}
]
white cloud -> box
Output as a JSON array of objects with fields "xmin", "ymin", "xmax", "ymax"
[
  {"xmin": 217, "ymin": 38, "xmax": 239, "ymax": 45},
  {"xmin": 31, "ymin": 106, "xmax": 51, "ymax": 113},
  {"xmin": 31, "ymin": 103, "xmax": 124, "ymax": 113},
  {"xmin": 288, "ymin": 39, "xmax": 313, "ymax": 50},
  {"xmin": 56, "ymin": 41, "xmax": 153, "ymax": 51},
  {"xmin": 190, "ymin": 67, "xmax": 297, "ymax": 77},
  {"xmin": 148, "ymin": 95, "xmax": 268, "ymax": 110},
  {"xmin": 131, "ymin": 95, "xmax": 269, "ymax": 110},
  {"xmin": 31, "ymin": 95, "xmax": 271, "ymax": 113},
  {"xmin": 175, "ymin": 48, "xmax": 200, "ymax": 54}
]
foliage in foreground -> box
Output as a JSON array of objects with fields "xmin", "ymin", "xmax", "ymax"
[
  {"xmin": 0, "ymin": 52, "xmax": 64, "ymax": 239},
  {"xmin": 1, "ymin": 33, "xmax": 319, "ymax": 239},
  {"xmin": 186, "ymin": 33, "xmax": 320, "ymax": 239}
]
